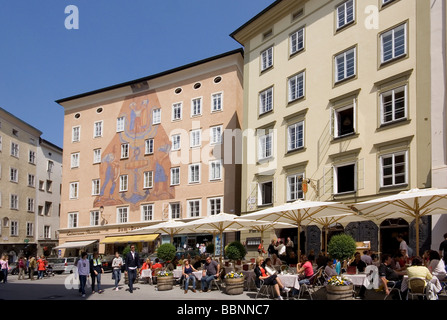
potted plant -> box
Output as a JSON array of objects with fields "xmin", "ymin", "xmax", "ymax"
[
  {"xmin": 155, "ymin": 243, "xmax": 176, "ymax": 291},
  {"xmin": 224, "ymin": 271, "xmax": 245, "ymax": 295},
  {"xmin": 206, "ymin": 243, "xmax": 215, "ymax": 256},
  {"xmin": 225, "ymin": 241, "xmax": 247, "ymax": 264},
  {"xmin": 326, "ymin": 234, "xmax": 357, "ymax": 300}
]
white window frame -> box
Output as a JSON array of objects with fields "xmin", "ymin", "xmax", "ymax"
[
  {"xmin": 258, "ymin": 181, "xmax": 273, "ymax": 206},
  {"xmin": 187, "ymin": 199, "xmax": 201, "ymax": 218},
  {"xmin": 380, "ymin": 85, "xmax": 407, "ymax": 125},
  {"xmin": 68, "ymin": 212, "xmax": 78, "ymax": 228},
  {"xmin": 90, "ymin": 210, "xmax": 100, "ymax": 226},
  {"xmin": 141, "ymin": 204, "xmax": 154, "ymax": 221},
  {"xmin": 116, "ymin": 116, "xmax": 125, "ymax": 132},
  {"xmin": 208, "ymin": 197, "xmax": 223, "ymax": 216},
  {"xmin": 336, "ymin": 0, "xmax": 355, "ymax": 30},
  {"xmin": 28, "ymin": 150, "xmax": 36, "ymax": 164},
  {"xmin": 191, "ymin": 98, "xmax": 202, "ymax": 117},
  {"xmin": 10, "ymin": 167, "xmax": 18, "ymax": 183},
  {"xmin": 261, "ymin": 46, "xmax": 274, "ymax": 71},
  {"xmin": 290, "ymin": 27, "xmax": 305, "ymax": 55},
  {"xmin": 380, "ymin": 151, "xmax": 408, "ymax": 188},
  {"xmin": 144, "ymin": 171, "xmax": 153, "ymax": 189},
  {"xmin": 121, "ymin": 143, "xmax": 129, "ymax": 159},
  {"xmin": 119, "ymin": 175, "xmax": 128, "ymax": 192},
  {"xmin": 170, "ymin": 202, "xmax": 181, "ymax": 220},
  {"xmin": 172, "ymin": 134, "xmax": 181, "ymax": 151},
  {"xmin": 10, "ymin": 221, "xmax": 18, "ymax": 236},
  {"xmin": 28, "ymin": 174, "xmax": 35, "ymax": 187},
  {"xmin": 188, "ymin": 163, "xmax": 201, "ymax": 184},
  {"xmin": 333, "ymin": 162, "xmax": 357, "ymax": 194},
  {"xmin": 209, "ymin": 159, "xmax": 222, "ymax": 181},
  {"xmin": 287, "ymin": 173, "xmax": 304, "ymax": 201},
  {"xmin": 288, "ymin": 71, "xmax": 305, "ymax": 102},
  {"xmin": 27, "ymin": 198, "xmax": 34, "ymax": 212},
  {"xmin": 10, "ymin": 194, "xmax": 18, "ymax": 210},
  {"xmin": 71, "ymin": 152, "xmax": 80, "ymax": 168},
  {"xmin": 331, "ymin": 101, "xmax": 357, "ymax": 138},
  {"xmin": 335, "ymin": 48, "xmax": 356, "ymax": 83},
  {"xmin": 145, "ymin": 139, "xmax": 154, "ymax": 155},
  {"xmin": 117, "ymin": 207, "xmax": 129, "ymax": 224},
  {"xmin": 11, "ymin": 141, "xmax": 19, "ymax": 157},
  {"xmin": 287, "ymin": 121, "xmax": 305, "ymax": 151},
  {"xmin": 190, "ymin": 129, "xmax": 202, "ymax": 148},
  {"xmin": 93, "ymin": 149, "xmax": 102, "ymax": 164},
  {"xmin": 211, "ymin": 93, "xmax": 223, "ymax": 112},
  {"xmin": 69, "ymin": 182, "xmax": 79, "ymax": 199},
  {"xmin": 26, "ymin": 222, "xmax": 33, "ymax": 237},
  {"xmin": 172, "ymin": 102, "xmax": 183, "ymax": 121},
  {"xmin": 92, "ymin": 179, "xmax": 100, "ymax": 195},
  {"xmin": 152, "ymin": 108, "xmax": 161, "ymax": 125},
  {"xmin": 258, "ymin": 132, "xmax": 273, "ymax": 161},
  {"xmin": 72, "ymin": 126, "xmax": 81, "ymax": 143},
  {"xmin": 94, "ymin": 121, "xmax": 103, "ymax": 138},
  {"xmin": 43, "ymin": 225, "xmax": 51, "ymax": 239},
  {"xmin": 170, "ymin": 167, "xmax": 180, "ymax": 186},
  {"xmin": 210, "ymin": 125, "xmax": 223, "ymax": 145},
  {"xmin": 259, "ymin": 87, "xmax": 273, "ymax": 115},
  {"xmin": 380, "ymin": 23, "xmax": 407, "ymax": 64}
]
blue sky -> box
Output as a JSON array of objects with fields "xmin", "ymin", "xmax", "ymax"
[{"xmin": 0, "ymin": 0, "xmax": 274, "ymax": 148}]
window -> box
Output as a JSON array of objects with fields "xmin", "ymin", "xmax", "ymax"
[
  {"xmin": 187, "ymin": 199, "xmax": 201, "ymax": 217},
  {"xmin": 46, "ymin": 180, "xmax": 53, "ymax": 193},
  {"xmin": 90, "ymin": 210, "xmax": 100, "ymax": 226},
  {"xmin": 10, "ymin": 194, "xmax": 18, "ymax": 210},
  {"xmin": 10, "ymin": 221, "xmax": 18, "ymax": 236},
  {"xmin": 290, "ymin": 27, "xmax": 305, "ymax": 55},
  {"xmin": 144, "ymin": 171, "xmax": 153, "ymax": 189},
  {"xmin": 287, "ymin": 173, "xmax": 304, "ymax": 201},
  {"xmin": 153, "ymin": 108, "xmax": 161, "ymax": 124},
  {"xmin": 11, "ymin": 142, "xmax": 19, "ymax": 157},
  {"xmin": 94, "ymin": 121, "xmax": 103, "ymax": 138},
  {"xmin": 208, "ymin": 197, "xmax": 222, "ymax": 216},
  {"xmin": 44, "ymin": 201, "xmax": 52, "ymax": 216},
  {"xmin": 261, "ymin": 47, "xmax": 273, "ymax": 71},
  {"xmin": 381, "ymin": 23, "xmax": 407, "ymax": 64},
  {"xmin": 47, "ymin": 160, "xmax": 54, "ymax": 172},
  {"xmin": 28, "ymin": 174, "xmax": 35, "ymax": 187},
  {"xmin": 28, "ymin": 150, "xmax": 36, "ymax": 164},
  {"xmin": 72, "ymin": 126, "xmax": 80, "ymax": 142},
  {"xmin": 172, "ymin": 103, "xmax": 182, "ymax": 121},
  {"xmin": 121, "ymin": 143, "xmax": 129, "ymax": 159},
  {"xmin": 209, "ymin": 160, "xmax": 222, "ymax": 181},
  {"xmin": 119, "ymin": 175, "xmax": 128, "ymax": 192},
  {"xmin": 71, "ymin": 153, "xmax": 80, "ymax": 168},
  {"xmin": 10, "ymin": 168, "xmax": 18, "ymax": 182},
  {"xmin": 69, "ymin": 182, "xmax": 79, "ymax": 199},
  {"xmin": 92, "ymin": 179, "xmax": 100, "ymax": 195},
  {"xmin": 141, "ymin": 204, "xmax": 154, "ymax": 221},
  {"xmin": 259, "ymin": 181, "xmax": 273, "ymax": 205},
  {"xmin": 170, "ymin": 203, "xmax": 181, "ymax": 219},
  {"xmin": 26, "ymin": 222, "xmax": 33, "ymax": 237},
  {"xmin": 116, "ymin": 116, "xmax": 125, "ymax": 132},
  {"xmin": 380, "ymin": 86, "xmax": 407, "ymax": 124},
  {"xmin": 190, "ymin": 129, "xmax": 201, "ymax": 148},
  {"xmin": 189, "ymin": 163, "xmax": 201, "ymax": 184},
  {"xmin": 382, "ymin": 0, "xmax": 395, "ymax": 6},
  {"xmin": 259, "ymin": 87, "xmax": 273, "ymax": 115},
  {"xmin": 334, "ymin": 163, "xmax": 356, "ymax": 194},
  {"xmin": 336, "ymin": 0, "xmax": 355, "ymax": 29},
  {"xmin": 172, "ymin": 134, "xmax": 181, "ymax": 151},
  {"xmin": 258, "ymin": 132, "xmax": 273, "ymax": 160},
  {"xmin": 27, "ymin": 198, "xmax": 34, "ymax": 212},
  {"xmin": 145, "ymin": 139, "xmax": 154, "ymax": 155},
  {"xmin": 210, "ymin": 125, "xmax": 223, "ymax": 145},
  {"xmin": 288, "ymin": 72, "xmax": 305, "ymax": 102},
  {"xmin": 380, "ymin": 152, "xmax": 407, "ymax": 187},
  {"xmin": 335, "ymin": 48, "xmax": 356, "ymax": 82},
  {"xmin": 212, "ymin": 93, "xmax": 223, "ymax": 112},
  {"xmin": 39, "ymin": 180, "xmax": 45, "ymax": 191},
  {"xmin": 191, "ymin": 98, "xmax": 202, "ymax": 116},
  {"xmin": 332, "ymin": 103, "xmax": 356, "ymax": 138},
  {"xmin": 93, "ymin": 149, "xmax": 102, "ymax": 164},
  {"xmin": 117, "ymin": 207, "xmax": 128, "ymax": 223},
  {"xmin": 68, "ymin": 213, "xmax": 78, "ymax": 228},
  {"xmin": 288, "ymin": 121, "xmax": 304, "ymax": 151},
  {"xmin": 170, "ymin": 167, "xmax": 180, "ymax": 186},
  {"xmin": 44, "ymin": 226, "xmax": 51, "ymax": 239}
]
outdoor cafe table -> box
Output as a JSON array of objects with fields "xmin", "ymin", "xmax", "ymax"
[
  {"xmin": 344, "ymin": 273, "xmax": 379, "ymax": 289},
  {"xmin": 277, "ymin": 273, "xmax": 300, "ymax": 290},
  {"xmin": 173, "ymin": 269, "xmax": 203, "ymax": 280}
]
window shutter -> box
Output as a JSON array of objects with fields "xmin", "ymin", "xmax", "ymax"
[
  {"xmin": 162, "ymin": 203, "xmax": 169, "ymax": 221},
  {"xmin": 330, "ymin": 107, "xmax": 335, "ymax": 138},
  {"xmin": 248, "ymin": 182, "xmax": 258, "ymax": 211},
  {"xmin": 322, "ymin": 165, "xmax": 333, "ymax": 197}
]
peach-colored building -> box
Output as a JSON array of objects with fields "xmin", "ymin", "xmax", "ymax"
[{"xmin": 56, "ymin": 50, "xmax": 243, "ymax": 256}]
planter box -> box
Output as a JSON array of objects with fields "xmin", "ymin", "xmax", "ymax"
[
  {"xmin": 225, "ymin": 277, "xmax": 244, "ymax": 295},
  {"xmin": 326, "ymin": 285, "xmax": 354, "ymax": 300},
  {"xmin": 157, "ymin": 276, "xmax": 174, "ymax": 291}
]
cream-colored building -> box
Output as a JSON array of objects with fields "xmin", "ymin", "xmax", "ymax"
[
  {"xmin": 231, "ymin": 0, "xmax": 437, "ymax": 256},
  {"xmin": 56, "ymin": 50, "xmax": 243, "ymax": 256},
  {"xmin": 0, "ymin": 107, "xmax": 42, "ymax": 260}
]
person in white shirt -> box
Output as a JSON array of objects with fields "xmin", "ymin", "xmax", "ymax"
[
  {"xmin": 397, "ymin": 234, "xmax": 409, "ymax": 258},
  {"xmin": 112, "ymin": 252, "xmax": 123, "ymax": 291},
  {"xmin": 428, "ymin": 250, "xmax": 447, "ymax": 279},
  {"xmin": 264, "ymin": 258, "xmax": 278, "ymax": 276},
  {"xmin": 77, "ymin": 252, "xmax": 90, "ymax": 297},
  {"xmin": 274, "ymin": 241, "xmax": 286, "ymax": 260}
]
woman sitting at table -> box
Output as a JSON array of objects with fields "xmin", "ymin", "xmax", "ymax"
[
  {"xmin": 271, "ymin": 254, "xmax": 282, "ymax": 267},
  {"xmin": 183, "ymin": 259, "xmax": 198, "ymax": 294},
  {"xmin": 324, "ymin": 259, "xmax": 338, "ymax": 278},
  {"xmin": 254, "ymin": 256, "xmax": 290, "ymax": 300},
  {"xmin": 428, "ymin": 250, "xmax": 446, "ymax": 279},
  {"xmin": 263, "ymin": 258, "xmax": 278, "ymax": 276},
  {"xmin": 140, "ymin": 258, "xmax": 152, "ymax": 274}
]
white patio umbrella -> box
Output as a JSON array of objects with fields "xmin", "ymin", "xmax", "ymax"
[
  {"xmin": 350, "ymin": 188, "xmax": 447, "ymax": 255},
  {"xmin": 238, "ymin": 200, "xmax": 355, "ymax": 262},
  {"xmin": 129, "ymin": 220, "xmax": 196, "ymax": 244},
  {"xmin": 181, "ymin": 213, "xmax": 268, "ymax": 261}
]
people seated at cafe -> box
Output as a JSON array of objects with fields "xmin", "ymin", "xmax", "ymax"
[
  {"xmin": 324, "ymin": 259, "xmax": 338, "ymax": 278},
  {"xmin": 192, "ymin": 255, "xmax": 202, "ymax": 270},
  {"xmin": 407, "ymin": 256, "xmax": 432, "ymax": 281},
  {"xmin": 379, "ymin": 254, "xmax": 406, "ymax": 299},
  {"xmin": 349, "ymin": 252, "xmax": 367, "ymax": 273},
  {"xmin": 140, "ymin": 258, "xmax": 152, "ymax": 273},
  {"xmin": 428, "ymin": 250, "xmax": 446, "ymax": 279},
  {"xmin": 371, "ymin": 253, "xmax": 381, "ymax": 267},
  {"xmin": 166, "ymin": 257, "xmax": 179, "ymax": 272},
  {"xmin": 200, "ymin": 256, "xmax": 220, "ymax": 293},
  {"xmin": 361, "ymin": 250, "xmax": 373, "ymax": 265},
  {"xmin": 296, "ymin": 255, "xmax": 314, "ymax": 283},
  {"xmin": 393, "ymin": 252, "xmax": 407, "ymax": 271},
  {"xmin": 270, "ymin": 254, "xmax": 282, "ymax": 266},
  {"xmin": 263, "ymin": 258, "xmax": 278, "ymax": 276},
  {"xmin": 151, "ymin": 258, "xmax": 163, "ymax": 271},
  {"xmin": 254, "ymin": 256, "xmax": 290, "ymax": 300},
  {"xmin": 316, "ymin": 252, "xmax": 329, "ymax": 270}
]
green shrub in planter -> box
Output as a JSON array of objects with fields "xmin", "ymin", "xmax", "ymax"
[
  {"xmin": 225, "ymin": 241, "xmax": 247, "ymax": 261},
  {"xmin": 328, "ymin": 234, "xmax": 357, "ymax": 262},
  {"xmin": 157, "ymin": 243, "xmax": 176, "ymax": 262},
  {"xmin": 206, "ymin": 243, "xmax": 215, "ymax": 255}
]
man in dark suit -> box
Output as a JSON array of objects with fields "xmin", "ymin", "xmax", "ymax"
[{"xmin": 125, "ymin": 244, "xmax": 141, "ymax": 293}]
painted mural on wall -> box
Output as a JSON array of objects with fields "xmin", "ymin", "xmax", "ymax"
[{"xmin": 94, "ymin": 92, "xmax": 174, "ymax": 211}]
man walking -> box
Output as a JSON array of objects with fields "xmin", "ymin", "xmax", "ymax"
[
  {"xmin": 125, "ymin": 245, "xmax": 141, "ymax": 293},
  {"xmin": 90, "ymin": 250, "xmax": 104, "ymax": 294}
]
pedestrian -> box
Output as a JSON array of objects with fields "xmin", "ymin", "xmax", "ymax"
[
  {"xmin": 77, "ymin": 252, "xmax": 90, "ymax": 298},
  {"xmin": 29, "ymin": 256, "xmax": 37, "ymax": 280},
  {"xmin": 257, "ymin": 240, "xmax": 266, "ymax": 257},
  {"xmin": 124, "ymin": 244, "xmax": 141, "ymax": 293},
  {"xmin": 0, "ymin": 254, "xmax": 9, "ymax": 283},
  {"xmin": 112, "ymin": 251, "xmax": 123, "ymax": 291},
  {"xmin": 90, "ymin": 251, "xmax": 104, "ymax": 294},
  {"xmin": 17, "ymin": 256, "xmax": 26, "ymax": 280},
  {"xmin": 37, "ymin": 255, "xmax": 46, "ymax": 279}
]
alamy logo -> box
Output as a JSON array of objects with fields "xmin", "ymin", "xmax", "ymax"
[
  {"xmin": 65, "ymin": 5, "xmax": 79, "ymax": 30},
  {"xmin": 64, "ymin": 266, "xmax": 90, "ymax": 290}
]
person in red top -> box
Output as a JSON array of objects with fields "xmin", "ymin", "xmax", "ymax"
[
  {"xmin": 253, "ymin": 256, "xmax": 290, "ymax": 300},
  {"xmin": 151, "ymin": 258, "xmax": 163, "ymax": 270},
  {"xmin": 37, "ymin": 255, "xmax": 47, "ymax": 279}
]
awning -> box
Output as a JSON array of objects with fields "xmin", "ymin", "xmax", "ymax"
[
  {"xmin": 100, "ymin": 234, "xmax": 159, "ymax": 244},
  {"xmin": 54, "ymin": 240, "xmax": 97, "ymax": 250}
]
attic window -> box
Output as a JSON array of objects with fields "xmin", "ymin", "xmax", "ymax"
[
  {"xmin": 75, "ymin": 113, "xmax": 81, "ymax": 119},
  {"xmin": 175, "ymin": 88, "xmax": 182, "ymax": 94},
  {"xmin": 213, "ymin": 76, "xmax": 222, "ymax": 84},
  {"xmin": 96, "ymin": 107, "xmax": 103, "ymax": 114},
  {"xmin": 263, "ymin": 29, "xmax": 273, "ymax": 40},
  {"xmin": 292, "ymin": 9, "xmax": 304, "ymax": 21},
  {"xmin": 194, "ymin": 83, "xmax": 201, "ymax": 90},
  {"xmin": 12, "ymin": 129, "xmax": 19, "ymax": 137}
]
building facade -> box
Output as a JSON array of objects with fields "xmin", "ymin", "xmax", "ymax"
[
  {"xmin": 56, "ymin": 50, "xmax": 243, "ymax": 256},
  {"xmin": 0, "ymin": 107, "xmax": 42, "ymax": 260},
  {"xmin": 231, "ymin": 0, "xmax": 438, "ymax": 256}
]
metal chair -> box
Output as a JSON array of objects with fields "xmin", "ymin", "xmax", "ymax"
[
  {"xmin": 210, "ymin": 269, "xmax": 223, "ymax": 291},
  {"xmin": 407, "ymin": 277, "xmax": 428, "ymax": 300},
  {"xmin": 255, "ymin": 279, "xmax": 275, "ymax": 299},
  {"xmin": 383, "ymin": 280, "xmax": 402, "ymax": 300},
  {"xmin": 297, "ymin": 268, "xmax": 324, "ymax": 300}
]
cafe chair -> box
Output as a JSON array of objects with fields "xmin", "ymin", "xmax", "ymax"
[
  {"xmin": 255, "ymin": 279, "xmax": 275, "ymax": 300},
  {"xmin": 140, "ymin": 268, "xmax": 152, "ymax": 285},
  {"xmin": 383, "ymin": 280, "xmax": 402, "ymax": 300},
  {"xmin": 210, "ymin": 269, "xmax": 224, "ymax": 292},
  {"xmin": 297, "ymin": 269, "xmax": 323, "ymax": 300},
  {"xmin": 407, "ymin": 277, "xmax": 428, "ymax": 300}
]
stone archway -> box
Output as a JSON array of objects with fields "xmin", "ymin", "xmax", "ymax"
[{"xmin": 379, "ymin": 218, "xmax": 409, "ymax": 256}]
